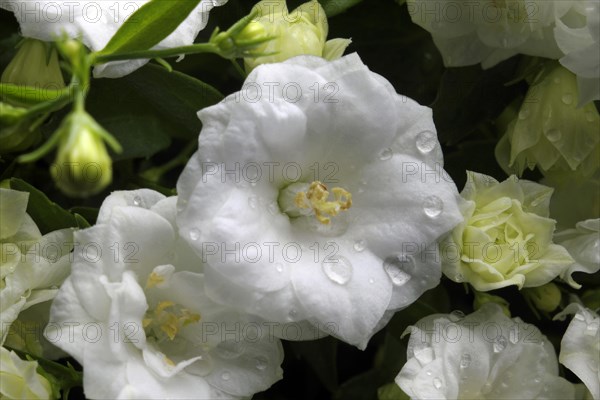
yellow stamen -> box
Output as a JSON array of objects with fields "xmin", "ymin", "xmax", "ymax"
[
  {"xmin": 146, "ymin": 271, "xmax": 165, "ymax": 289},
  {"xmin": 164, "ymin": 355, "xmax": 175, "ymax": 366},
  {"xmin": 295, "ymin": 181, "xmax": 352, "ymax": 224},
  {"xmin": 144, "ymin": 301, "xmax": 201, "ymax": 341}
]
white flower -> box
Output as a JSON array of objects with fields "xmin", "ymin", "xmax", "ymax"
[
  {"xmin": 0, "ymin": 347, "xmax": 54, "ymax": 399},
  {"xmin": 554, "ymin": 0, "xmax": 600, "ymax": 104},
  {"xmin": 406, "ymin": 0, "xmax": 569, "ymax": 68},
  {"xmin": 176, "ymin": 53, "xmax": 463, "ymax": 349},
  {"xmin": 0, "ymin": 188, "xmax": 72, "ymax": 348},
  {"xmin": 555, "ymin": 304, "xmax": 600, "ymax": 400},
  {"xmin": 0, "ymin": 0, "xmax": 227, "ymax": 78},
  {"xmin": 395, "ymin": 303, "xmax": 576, "ymax": 399},
  {"xmin": 555, "ymin": 219, "xmax": 600, "ymax": 288},
  {"xmin": 46, "ymin": 189, "xmax": 283, "ymax": 400}
]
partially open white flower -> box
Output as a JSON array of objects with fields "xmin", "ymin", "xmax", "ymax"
[
  {"xmin": 176, "ymin": 54, "xmax": 463, "ymax": 349},
  {"xmin": 0, "ymin": 188, "xmax": 72, "ymax": 349},
  {"xmin": 396, "ymin": 303, "xmax": 576, "ymax": 399},
  {"xmin": 555, "ymin": 219, "xmax": 600, "ymax": 289},
  {"xmin": 0, "ymin": 347, "xmax": 54, "ymax": 399},
  {"xmin": 0, "ymin": 0, "xmax": 227, "ymax": 78},
  {"xmin": 554, "ymin": 0, "xmax": 600, "ymax": 105},
  {"xmin": 46, "ymin": 189, "xmax": 283, "ymax": 399},
  {"xmin": 406, "ymin": 0, "xmax": 569, "ymax": 68},
  {"xmin": 555, "ymin": 304, "xmax": 600, "ymax": 400}
]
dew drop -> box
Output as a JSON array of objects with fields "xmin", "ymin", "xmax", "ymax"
[
  {"xmin": 254, "ymin": 356, "xmax": 268, "ymax": 371},
  {"xmin": 449, "ymin": 310, "xmax": 465, "ymax": 322},
  {"xmin": 533, "ymin": 377, "xmax": 541, "ymax": 384},
  {"xmin": 189, "ymin": 228, "xmax": 201, "ymax": 241},
  {"xmin": 379, "ymin": 148, "xmax": 393, "ymax": 161},
  {"xmin": 215, "ymin": 340, "xmax": 245, "ymax": 359},
  {"xmin": 383, "ymin": 256, "xmax": 412, "ymax": 286},
  {"xmin": 322, "ymin": 256, "xmax": 353, "ymax": 285},
  {"xmin": 433, "ymin": 377, "xmax": 443, "ymax": 390},
  {"xmin": 416, "ymin": 130, "xmax": 437, "ymax": 153},
  {"xmin": 426, "ymin": 370, "xmax": 433, "ymax": 376},
  {"xmin": 275, "ymin": 263, "xmax": 284, "ymax": 273},
  {"xmin": 454, "ymin": 273, "xmax": 464, "ymax": 283},
  {"xmin": 423, "ymin": 195, "xmax": 443, "ymax": 217},
  {"xmin": 248, "ymin": 196, "xmax": 258, "ymax": 209},
  {"xmin": 221, "ymin": 371, "xmax": 231, "ymax": 381},
  {"xmin": 493, "ymin": 336, "xmax": 507, "ymax": 353},
  {"xmin": 353, "ymin": 239, "xmax": 366, "ymax": 252},
  {"xmin": 133, "ymin": 196, "xmax": 142, "ymax": 206},
  {"xmin": 585, "ymin": 321, "xmax": 599, "ymax": 336},
  {"xmin": 518, "ymin": 108, "xmax": 530, "ymax": 120},
  {"xmin": 574, "ymin": 313, "xmax": 586, "ymax": 321},
  {"xmin": 562, "ymin": 93, "xmax": 574, "ymax": 105},
  {"xmin": 368, "ymin": 278, "xmax": 375, "ymax": 284},
  {"xmin": 545, "ymin": 129, "xmax": 562, "ymax": 142},
  {"xmin": 460, "ymin": 353, "xmax": 472, "ymax": 369}
]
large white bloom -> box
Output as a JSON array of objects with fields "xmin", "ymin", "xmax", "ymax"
[
  {"xmin": 0, "ymin": 188, "xmax": 72, "ymax": 348},
  {"xmin": 0, "ymin": 0, "xmax": 227, "ymax": 78},
  {"xmin": 555, "ymin": 219, "xmax": 600, "ymax": 289},
  {"xmin": 395, "ymin": 303, "xmax": 576, "ymax": 399},
  {"xmin": 46, "ymin": 189, "xmax": 283, "ymax": 399},
  {"xmin": 556, "ymin": 304, "xmax": 600, "ymax": 400},
  {"xmin": 554, "ymin": 0, "xmax": 600, "ymax": 104},
  {"xmin": 406, "ymin": 0, "xmax": 569, "ymax": 68},
  {"xmin": 176, "ymin": 53, "xmax": 463, "ymax": 349}
]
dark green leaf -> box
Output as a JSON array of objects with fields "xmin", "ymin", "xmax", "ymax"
[
  {"xmin": 378, "ymin": 382, "xmax": 410, "ymax": 400},
  {"xmin": 290, "ymin": 337, "xmax": 338, "ymax": 392},
  {"xmin": 9, "ymin": 178, "xmax": 78, "ymax": 234},
  {"xmin": 69, "ymin": 206, "xmax": 99, "ymax": 225},
  {"xmin": 73, "ymin": 213, "xmax": 91, "ymax": 229},
  {"xmin": 99, "ymin": 0, "xmax": 202, "ymax": 56},
  {"xmin": 319, "ymin": 0, "xmax": 365, "ymax": 17},
  {"xmin": 1, "ymin": 83, "xmax": 69, "ymax": 105},
  {"xmin": 101, "ymin": 115, "xmax": 171, "ymax": 161}
]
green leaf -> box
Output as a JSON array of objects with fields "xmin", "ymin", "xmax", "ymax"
[
  {"xmin": 290, "ymin": 337, "xmax": 338, "ymax": 392},
  {"xmin": 9, "ymin": 178, "xmax": 80, "ymax": 234},
  {"xmin": 100, "ymin": 115, "xmax": 171, "ymax": 161},
  {"xmin": 319, "ymin": 0, "xmax": 365, "ymax": 17},
  {"xmin": 69, "ymin": 206, "xmax": 99, "ymax": 226},
  {"xmin": 98, "ymin": 0, "xmax": 202, "ymax": 56},
  {"xmin": 0, "ymin": 83, "xmax": 70, "ymax": 106},
  {"xmin": 378, "ymin": 382, "xmax": 410, "ymax": 400}
]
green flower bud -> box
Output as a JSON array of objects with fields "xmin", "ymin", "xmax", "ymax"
[
  {"xmin": 243, "ymin": 0, "xmax": 351, "ymax": 72},
  {"xmin": 473, "ymin": 291, "xmax": 511, "ymax": 317},
  {"xmin": 1, "ymin": 39, "xmax": 65, "ymax": 106},
  {"xmin": 0, "ymin": 103, "xmax": 41, "ymax": 154},
  {"xmin": 51, "ymin": 111, "xmax": 119, "ymax": 198},
  {"xmin": 495, "ymin": 62, "xmax": 600, "ymax": 178},
  {"xmin": 522, "ymin": 282, "xmax": 562, "ymax": 312}
]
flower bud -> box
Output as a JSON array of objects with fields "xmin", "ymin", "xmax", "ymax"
[
  {"xmin": 1, "ymin": 39, "xmax": 65, "ymax": 106},
  {"xmin": 495, "ymin": 62, "xmax": 600, "ymax": 178},
  {"xmin": 0, "ymin": 103, "xmax": 41, "ymax": 154},
  {"xmin": 473, "ymin": 291, "xmax": 511, "ymax": 317},
  {"xmin": 51, "ymin": 111, "xmax": 118, "ymax": 197},
  {"xmin": 0, "ymin": 347, "xmax": 54, "ymax": 400},
  {"xmin": 243, "ymin": 0, "xmax": 351, "ymax": 72},
  {"xmin": 522, "ymin": 282, "xmax": 562, "ymax": 312}
]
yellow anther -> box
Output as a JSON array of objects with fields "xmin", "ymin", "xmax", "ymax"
[
  {"xmin": 164, "ymin": 356, "xmax": 175, "ymax": 366},
  {"xmin": 146, "ymin": 271, "xmax": 165, "ymax": 289},
  {"xmin": 294, "ymin": 181, "xmax": 352, "ymax": 224},
  {"xmin": 144, "ymin": 301, "xmax": 201, "ymax": 342},
  {"xmin": 155, "ymin": 301, "xmax": 175, "ymax": 314},
  {"xmin": 142, "ymin": 318, "xmax": 153, "ymax": 328}
]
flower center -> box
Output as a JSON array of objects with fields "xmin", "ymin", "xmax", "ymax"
[
  {"xmin": 281, "ymin": 181, "xmax": 352, "ymax": 225},
  {"xmin": 143, "ymin": 300, "xmax": 201, "ymax": 342}
]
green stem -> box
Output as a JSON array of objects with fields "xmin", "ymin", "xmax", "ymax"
[
  {"xmin": 92, "ymin": 43, "xmax": 219, "ymax": 64},
  {"xmin": 141, "ymin": 140, "xmax": 197, "ymax": 183}
]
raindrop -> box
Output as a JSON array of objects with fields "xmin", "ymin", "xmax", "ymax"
[
  {"xmin": 383, "ymin": 256, "xmax": 412, "ymax": 286},
  {"xmin": 416, "ymin": 130, "xmax": 437, "ymax": 153},
  {"xmin": 254, "ymin": 356, "xmax": 268, "ymax": 371},
  {"xmin": 353, "ymin": 239, "xmax": 366, "ymax": 252},
  {"xmin": 533, "ymin": 377, "xmax": 541, "ymax": 384},
  {"xmin": 215, "ymin": 340, "xmax": 245, "ymax": 359},
  {"xmin": 426, "ymin": 370, "xmax": 433, "ymax": 376},
  {"xmin": 368, "ymin": 278, "xmax": 375, "ymax": 284},
  {"xmin": 433, "ymin": 377, "xmax": 443, "ymax": 390},
  {"xmin": 545, "ymin": 129, "xmax": 562, "ymax": 142},
  {"xmin": 189, "ymin": 228, "xmax": 201, "ymax": 241},
  {"xmin": 454, "ymin": 273, "xmax": 464, "ymax": 283},
  {"xmin": 449, "ymin": 310, "xmax": 465, "ymax": 322},
  {"xmin": 518, "ymin": 108, "xmax": 530, "ymax": 120},
  {"xmin": 248, "ymin": 196, "xmax": 258, "ymax": 209},
  {"xmin": 585, "ymin": 321, "xmax": 599, "ymax": 336},
  {"xmin": 493, "ymin": 336, "xmax": 507, "ymax": 353},
  {"xmin": 275, "ymin": 263, "xmax": 284, "ymax": 273},
  {"xmin": 460, "ymin": 353, "xmax": 472, "ymax": 369},
  {"xmin": 423, "ymin": 195, "xmax": 443, "ymax": 217},
  {"xmin": 322, "ymin": 256, "xmax": 353, "ymax": 285},
  {"xmin": 562, "ymin": 93, "xmax": 574, "ymax": 105},
  {"xmin": 133, "ymin": 196, "xmax": 142, "ymax": 206},
  {"xmin": 379, "ymin": 148, "xmax": 393, "ymax": 161},
  {"xmin": 221, "ymin": 371, "xmax": 231, "ymax": 381}
]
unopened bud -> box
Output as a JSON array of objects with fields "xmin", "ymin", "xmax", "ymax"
[{"xmin": 473, "ymin": 291, "xmax": 511, "ymax": 317}]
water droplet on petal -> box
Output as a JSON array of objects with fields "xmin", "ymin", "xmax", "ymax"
[
  {"xmin": 189, "ymin": 228, "xmax": 201, "ymax": 241},
  {"xmin": 254, "ymin": 356, "xmax": 268, "ymax": 371},
  {"xmin": 562, "ymin": 93, "xmax": 574, "ymax": 105},
  {"xmin": 275, "ymin": 263, "xmax": 284, "ymax": 273},
  {"xmin": 248, "ymin": 196, "xmax": 258, "ymax": 209},
  {"xmin": 426, "ymin": 370, "xmax": 433, "ymax": 376},
  {"xmin": 454, "ymin": 273, "xmax": 464, "ymax": 282},
  {"xmin": 460, "ymin": 353, "xmax": 472, "ymax": 369},
  {"xmin": 574, "ymin": 313, "xmax": 586, "ymax": 321},
  {"xmin": 449, "ymin": 310, "xmax": 465, "ymax": 322},
  {"xmin": 433, "ymin": 377, "xmax": 443, "ymax": 390},
  {"xmin": 423, "ymin": 195, "xmax": 443, "ymax": 217},
  {"xmin": 215, "ymin": 340, "xmax": 245, "ymax": 359},
  {"xmin": 383, "ymin": 256, "xmax": 412, "ymax": 286},
  {"xmin": 545, "ymin": 129, "xmax": 562, "ymax": 142},
  {"xmin": 493, "ymin": 336, "xmax": 507, "ymax": 353},
  {"xmin": 518, "ymin": 109, "xmax": 530, "ymax": 120},
  {"xmin": 533, "ymin": 377, "xmax": 541, "ymax": 384},
  {"xmin": 368, "ymin": 278, "xmax": 375, "ymax": 284},
  {"xmin": 353, "ymin": 239, "xmax": 366, "ymax": 252},
  {"xmin": 221, "ymin": 371, "xmax": 231, "ymax": 381},
  {"xmin": 416, "ymin": 130, "xmax": 437, "ymax": 153},
  {"xmin": 322, "ymin": 256, "xmax": 353, "ymax": 285},
  {"xmin": 379, "ymin": 148, "xmax": 393, "ymax": 161},
  {"xmin": 133, "ymin": 196, "xmax": 142, "ymax": 206},
  {"xmin": 585, "ymin": 321, "xmax": 599, "ymax": 336}
]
